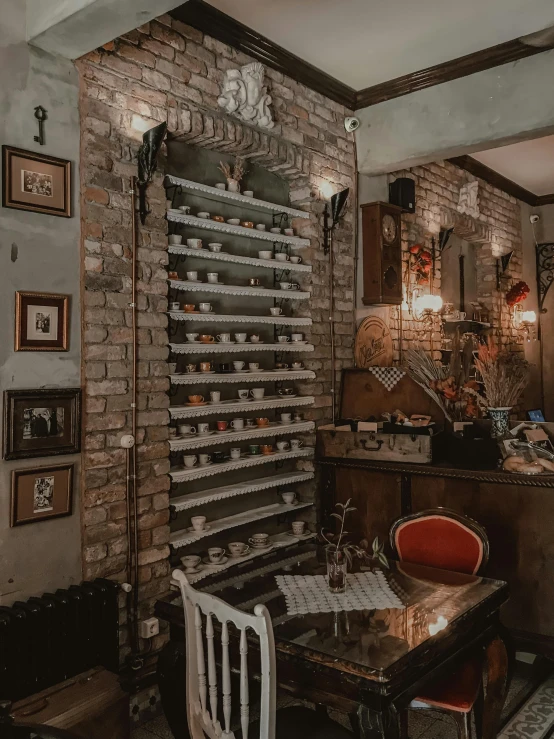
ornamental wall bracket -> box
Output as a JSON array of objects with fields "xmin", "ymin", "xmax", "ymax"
[
  {"xmin": 217, "ymin": 61, "xmax": 275, "ymax": 130},
  {"xmin": 536, "ymin": 242, "xmax": 554, "ymax": 313},
  {"xmin": 457, "ymin": 180, "xmax": 480, "ymax": 220}
]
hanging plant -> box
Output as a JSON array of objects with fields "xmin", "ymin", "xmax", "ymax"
[{"xmin": 506, "ymin": 280, "xmax": 530, "ymax": 307}]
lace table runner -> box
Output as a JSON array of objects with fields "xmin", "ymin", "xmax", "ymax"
[{"xmin": 275, "ymin": 570, "xmax": 405, "ymax": 615}]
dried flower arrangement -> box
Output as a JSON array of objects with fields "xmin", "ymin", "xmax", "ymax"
[
  {"xmin": 506, "ymin": 281, "xmax": 530, "ymax": 307},
  {"xmin": 409, "ymin": 244, "xmax": 433, "ymax": 284},
  {"xmin": 218, "ymin": 156, "xmax": 246, "ymax": 183},
  {"xmin": 474, "ymin": 338, "xmax": 530, "ymax": 408},
  {"xmin": 320, "ymin": 499, "xmax": 388, "ymax": 568}
]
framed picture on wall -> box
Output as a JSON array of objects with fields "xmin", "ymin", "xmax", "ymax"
[
  {"xmin": 3, "ymin": 388, "xmax": 81, "ymax": 460},
  {"xmin": 2, "ymin": 146, "xmax": 71, "ymax": 217},
  {"xmin": 15, "ymin": 291, "xmax": 69, "ymax": 351},
  {"xmin": 11, "ymin": 463, "xmax": 74, "ymax": 526}
]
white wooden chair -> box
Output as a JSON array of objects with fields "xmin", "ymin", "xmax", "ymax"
[{"xmin": 172, "ymin": 570, "xmax": 353, "ymax": 739}]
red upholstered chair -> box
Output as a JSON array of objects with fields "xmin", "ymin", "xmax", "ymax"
[{"xmin": 390, "ymin": 509, "xmax": 489, "ymax": 739}]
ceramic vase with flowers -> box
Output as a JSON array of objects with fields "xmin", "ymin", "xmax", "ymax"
[{"xmin": 219, "ymin": 156, "xmax": 246, "ymax": 193}]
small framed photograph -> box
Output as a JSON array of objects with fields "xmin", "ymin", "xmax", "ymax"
[
  {"xmin": 4, "ymin": 388, "xmax": 81, "ymax": 460},
  {"xmin": 11, "ymin": 463, "xmax": 74, "ymax": 526},
  {"xmin": 2, "ymin": 146, "xmax": 71, "ymax": 217},
  {"xmin": 15, "ymin": 291, "xmax": 69, "ymax": 351},
  {"xmin": 527, "ymin": 409, "xmax": 546, "ymax": 423}
]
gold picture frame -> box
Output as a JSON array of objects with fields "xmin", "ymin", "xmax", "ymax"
[
  {"xmin": 11, "ymin": 463, "xmax": 74, "ymax": 526},
  {"xmin": 2, "ymin": 145, "xmax": 71, "ymax": 217},
  {"xmin": 15, "ymin": 291, "xmax": 69, "ymax": 351}
]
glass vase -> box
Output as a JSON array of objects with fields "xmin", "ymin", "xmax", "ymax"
[
  {"xmin": 488, "ymin": 407, "xmax": 512, "ymax": 439},
  {"xmin": 326, "ymin": 547, "xmax": 347, "ymax": 593}
]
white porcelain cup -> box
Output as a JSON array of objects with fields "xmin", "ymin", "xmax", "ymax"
[
  {"xmin": 248, "ymin": 363, "xmax": 260, "ymax": 371},
  {"xmin": 270, "ymin": 307, "xmax": 282, "ymax": 316},
  {"xmin": 170, "ymin": 302, "xmax": 181, "ymax": 311},
  {"xmin": 217, "ymin": 333, "xmax": 231, "ymax": 343},
  {"xmin": 249, "ymin": 533, "xmax": 269, "ymax": 547},
  {"xmin": 209, "ymin": 391, "xmax": 221, "ymax": 403},
  {"xmin": 186, "ymin": 271, "xmax": 198, "ymax": 281},
  {"xmin": 280, "ymin": 413, "xmax": 292, "ymax": 424},
  {"xmin": 228, "ymin": 542, "xmax": 249, "ymax": 557},
  {"xmin": 290, "ymin": 256, "xmax": 302, "ymax": 264},
  {"xmin": 179, "ymin": 205, "xmax": 191, "ymax": 214},
  {"xmin": 208, "ymin": 243, "xmax": 222, "ymax": 252},
  {"xmin": 215, "ymin": 183, "xmax": 226, "ymax": 190},
  {"xmin": 183, "ymin": 455, "xmax": 197, "ymax": 468},
  {"xmin": 250, "ymin": 335, "xmax": 261, "ymax": 343},
  {"xmin": 186, "ymin": 333, "xmax": 199, "ymax": 342},
  {"xmin": 230, "ymin": 448, "xmax": 241, "ymax": 460},
  {"xmin": 197, "ymin": 422, "xmax": 210, "ymax": 435},
  {"xmin": 199, "ymin": 303, "xmax": 213, "ymax": 313},
  {"xmin": 237, "ymin": 389, "xmax": 249, "ymax": 400},
  {"xmin": 275, "ymin": 253, "xmax": 289, "ymax": 262},
  {"xmin": 243, "ymin": 190, "xmax": 254, "ymax": 198},
  {"xmin": 186, "ymin": 238, "xmax": 202, "ymax": 248},
  {"xmin": 284, "ymin": 228, "xmax": 294, "ymax": 236},
  {"xmin": 178, "ymin": 424, "xmax": 196, "ymax": 436},
  {"xmin": 168, "ymin": 234, "xmax": 182, "ymax": 245},
  {"xmin": 231, "ymin": 418, "xmax": 245, "ymax": 430},
  {"xmin": 208, "ymin": 547, "xmax": 225, "ymax": 563},
  {"xmin": 233, "ymin": 361, "xmax": 245, "ymax": 371},
  {"xmin": 197, "ymin": 212, "xmax": 210, "ymax": 219},
  {"xmin": 291, "ymin": 333, "xmax": 303, "ymax": 342},
  {"xmin": 290, "ymin": 439, "xmax": 304, "ymax": 449},
  {"xmin": 207, "ymin": 272, "xmax": 219, "ymax": 284},
  {"xmin": 235, "ymin": 333, "xmax": 247, "ymax": 343},
  {"xmin": 258, "ymin": 250, "xmax": 273, "ymax": 260},
  {"xmin": 199, "ymin": 453, "xmax": 212, "ymax": 466},
  {"xmin": 250, "ymin": 388, "xmax": 265, "ymax": 400},
  {"xmin": 280, "ymin": 282, "xmax": 291, "ymax": 290},
  {"xmin": 276, "ymin": 440, "xmax": 290, "ymax": 451},
  {"xmin": 292, "ymin": 521, "xmax": 306, "ymax": 535},
  {"xmin": 281, "ymin": 491, "xmax": 297, "ymax": 504},
  {"xmin": 270, "ymin": 227, "xmax": 281, "ymax": 234},
  {"xmin": 191, "ymin": 515, "xmax": 206, "ymax": 531},
  {"xmin": 277, "ymin": 335, "xmax": 290, "ymax": 343},
  {"xmin": 169, "ymin": 362, "xmax": 177, "ymax": 373},
  {"xmin": 255, "ymin": 224, "xmax": 267, "ymax": 231},
  {"xmin": 291, "ymin": 362, "xmax": 303, "ymax": 369},
  {"xmin": 181, "ymin": 554, "xmax": 201, "ymax": 571}
]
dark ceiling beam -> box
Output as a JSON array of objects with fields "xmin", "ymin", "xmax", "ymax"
[
  {"xmin": 170, "ymin": 0, "xmax": 356, "ymax": 109},
  {"xmin": 448, "ymin": 155, "xmax": 554, "ymax": 208}
]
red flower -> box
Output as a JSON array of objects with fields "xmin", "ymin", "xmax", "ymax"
[{"xmin": 506, "ymin": 281, "xmax": 530, "ymax": 307}]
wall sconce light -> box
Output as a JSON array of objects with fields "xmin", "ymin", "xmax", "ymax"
[
  {"xmin": 137, "ymin": 121, "xmax": 167, "ymax": 224},
  {"xmin": 513, "ymin": 305, "xmax": 537, "ymax": 340},
  {"xmin": 323, "ymin": 187, "xmax": 349, "ymax": 255}
]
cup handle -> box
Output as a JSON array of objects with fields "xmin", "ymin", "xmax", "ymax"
[
  {"xmin": 190, "ymin": 427, "xmax": 197, "ymax": 434},
  {"xmin": 192, "ymin": 458, "xmax": 198, "ymax": 466}
]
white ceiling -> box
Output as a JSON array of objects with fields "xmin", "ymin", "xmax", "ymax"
[
  {"xmin": 205, "ymin": 0, "xmax": 554, "ymax": 89},
  {"xmin": 473, "ymin": 135, "xmax": 554, "ymax": 196}
]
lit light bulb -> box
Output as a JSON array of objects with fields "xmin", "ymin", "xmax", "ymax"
[
  {"xmin": 521, "ymin": 310, "xmax": 537, "ymax": 324},
  {"xmin": 414, "ymin": 294, "xmax": 443, "ymax": 314},
  {"xmin": 320, "ymin": 181, "xmax": 335, "ymax": 200}
]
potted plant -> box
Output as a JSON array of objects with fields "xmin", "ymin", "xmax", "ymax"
[{"xmin": 320, "ymin": 499, "xmax": 387, "ymax": 593}]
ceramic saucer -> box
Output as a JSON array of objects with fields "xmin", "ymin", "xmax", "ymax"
[
  {"xmin": 186, "ymin": 401, "xmax": 208, "ymax": 407},
  {"xmin": 182, "ymin": 564, "xmax": 204, "ymax": 575},
  {"xmin": 249, "ymin": 543, "xmax": 273, "ymax": 552},
  {"xmin": 249, "ymin": 341, "xmax": 264, "ymax": 344},
  {"xmin": 286, "ymin": 530, "xmax": 312, "ymax": 540},
  {"xmin": 198, "ymin": 371, "xmax": 216, "ymax": 375},
  {"xmin": 185, "ymin": 279, "xmax": 202, "ymax": 284},
  {"xmin": 187, "ymin": 524, "xmax": 211, "ymax": 533},
  {"xmin": 273, "ymin": 368, "xmax": 290, "ymax": 372},
  {"xmin": 186, "ymin": 340, "xmax": 201, "ymax": 344},
  {"xmin": 195, "ymin": 431, "xmax": 216, "ymax": 437},
  {"xmin": 198, "ymin": 461, "xmax": 213, "ymax": 467},
  {"xmin": 175, "ymin": 432, "xmax": 196, "ymax": 439},
  {"xmin": 278, "ymin": 394, "xmax": 297, "ymax": 399},
  {"xmin": 202, "ymin": 556, "xmax": 229, "ymax": 566},
  {"xmin": 215, "ymin": 341, "xmax": 235, "ymax": 345},
  {"xmin": 216, "ymin": 429, "xmax": 233, "ymax": 435},
  {"xmin": 290, "ymin": 341, "xmax": 308, "ymax": 345}
]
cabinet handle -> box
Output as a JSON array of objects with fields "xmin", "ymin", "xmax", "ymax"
[{"xmin": 360, "ymin": 438, "xmax": 383, "ymax": 451}]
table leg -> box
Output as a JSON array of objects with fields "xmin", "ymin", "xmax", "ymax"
[
  {"xmin": 357, "ymin": 703, "xmax": 402, "ymax": 739},
  {"xmin": 481, "ymin": 635, "xmax": 509, "ymax": 739}
]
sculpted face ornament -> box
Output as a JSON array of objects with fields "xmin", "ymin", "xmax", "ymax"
[{"xmin": 218, "ymin": 62, "xmax": 275, "ymax": 130}]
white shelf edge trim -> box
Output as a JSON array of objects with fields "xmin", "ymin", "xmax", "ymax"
[
  {"xmin": 168, "ymin": 280, "xmax": 310, "ymax": 300},
  {"xmin": 167, "ymin": 212, "xmax": 310, "ymax": 248},
  {"xmin": 169, "ymin": 396, "xmax": 314, "ymax": 419},
  {"xmin": 169, "ymin": 421, "xmax": 314, "ymax": 451},
  {"xmin": 170, "ymin": 342, "xmax": 314, "ymax": 355},
  {"xmin": 170, "ymin": 370, "xmax": 316, "ymax": 385},
  {"xmin": 168, "ymin": 246, "xmax": 311, "ymax": 273},
  {"xmin": 165, "ymin": 175, "xmax": 309, "ymax": 219},
  {"xmin": 170, "ymin": 471, "xmax": 315, "ymax": 512},
  {"xmin": 170, "ymin": 447, "xmax": 314, "ymax": 482},
  {"xmin": 168, "ymin": 312, "xmax": 312, "ymax": 326},
  {"xmin": 170, "ymin": 501, "xmax": 313, "ymax": 548}
]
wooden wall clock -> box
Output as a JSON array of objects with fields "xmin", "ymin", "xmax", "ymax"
[{"xmin": 361, "ymin": 201, "xmax": 403, "ymax": 305}]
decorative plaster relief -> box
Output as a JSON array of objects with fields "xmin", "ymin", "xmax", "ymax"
[
  {"xmin": 457, "ymin": 180, "xmax": 480, "ymax": 219},
  {"xmin": 218, "ymin": 62, "xmax": 275, "ymax": 129}
]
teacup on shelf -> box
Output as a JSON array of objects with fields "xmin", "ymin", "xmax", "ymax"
[
  {"xmin": 227, "ymin": 218, "xmax": 240, "ymax": 226},
  {"xmin": 212, "ymin": 215, "xmax": 225, "ymax": 223},
  {"xmin": 258, "ymin": 250, "xmax": 273, "ymax": 260},
  {"xmin": 228, "ymin": 542, "xmax": 250, "ymax": 558},
  {"xmin": 197, "ymin": 211, "xmax": 210, "ymax": 219},
  {"xmin": 215, "ymin": 183, "xmax": 226, "ymax": 190},
  {"xmin": 255, "ymin": 224, "xmax": 266, "ymax": 231},
  {"xmin": 243, "ymin": 190, "xmax": 254, "ymax": 198},
  {"xmin": 208, "ymin": 243, "xmax": 222, "ymax": 252},
  {"xmin": 168, "ymin": 235, "xmax": 182, "ymax": 245}
]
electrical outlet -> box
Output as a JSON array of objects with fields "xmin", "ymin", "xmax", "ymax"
[{"xmin": 139, "ymin": 617, "xmax": 160, "ymax": 639}]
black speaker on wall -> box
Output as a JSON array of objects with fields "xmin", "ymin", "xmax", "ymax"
[{"xmin": 389, "ymin": 177, "xmax": 415, "ymax": 213}]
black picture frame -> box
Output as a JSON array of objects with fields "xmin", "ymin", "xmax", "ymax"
[
  {"xmin": 11, "ymin": 463, "xmax": 74, "ymax": 526},
  {"xmin": 3, "ymin": 388, "xmax": 81, "ymax": 460}
]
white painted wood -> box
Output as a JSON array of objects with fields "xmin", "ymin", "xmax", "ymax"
[
  {"xmin": 168, "ymin": 245, "xmax": 312, "ymax": 273},
  {"xmin": 165, "ymin": 176, "xmax": 309, "ymax": 219},
  {"xmin": 169, "ymin": 396, "xmax": 314, "ymax": 419},
  {"xmin": 167, "ymin": 212, "xmax": 310, "ymax": 248},
  {"xmin": 169, "ymin": 421, "xmax": 314, "ymax": 451},
  {"xmin": 206, "ymin": 613, "xmax": 218, "ymax": 724},
  {"xmin": 221, "ymin": 621, "xmax": 232, "ymax": 736},
  {"xmin": 170, "ymin": 471, "xmax": 315, "ymax": 512},
  {"xmin": 169, "ymin": 447, "xmax": 314, "ymax": 483},
  {"xmin": 168, "ymin": 311, "xmax": 312, "ymax": 327},
  {"xmin": 173, "ymin": 570, "xmax": 277, "ymax": 739},
  {"xmin": 170, "ymin": 370, "xmax": 316, "ymax": 385},
  {"xmin": 170, "ymin": 501, "xmax": 313, "ymax": 549},
  {"xmin": 170, "ymin": 342, "xmax": 314, "ymax": 355},
  {"xmin": 195, "ymin": 605, "xmax": 207, "ymax": 714},
  {"xmin": 169, "ymin": 280, "xmax": 310, "ymax": 300}
]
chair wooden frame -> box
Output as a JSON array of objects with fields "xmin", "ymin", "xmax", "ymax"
[{"xmin": 173, "ymin": 569, "xmax": 277, "ymax": 739}]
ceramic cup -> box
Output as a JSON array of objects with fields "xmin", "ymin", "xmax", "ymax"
[
  {"xmin": 228, "ymin": 542, "xmax": 249, "ymax": 557},
  {"xmin": 184, "ymin": 304, "xmax": 196, "ymax": 312},
  {"xmin": 237, "ymin": 389, "xmax": 249, "ymax": 400},
  {"xmin": 186, "ymin": 238, "xmax": 203, "ymax": 249},
  {"xmin": 290, "ymin": 439, "xmax": 304, "ymax": 449},
  {"xmin": 208, "ymin": 547, "xmax": 225, "ymax": 563},
  {"xmin": 276, "ymin": 363, "xmax": 289, "ymax": 370},
  {"xmin": 284, "ymin": 228, "xmax": 294, "ymax": 236},
  {"xmin": 170, "ymin": 302, "xmax": 181, "ymax": 311},
  {"xmin": 169, "ymin": 427, "xmax": 177, "ymax": 438},
  {"xmin": 217, "ymin": 420, "xmax": 228, "ymax": 431},
  {"xmin": 277, "ymin": 335, "xmax": 290, "ymax": 343},
  {"xmin": 245, "ymin": 418, "xmax": 255, "ymax": 428},
  {"xmin": 197, "ymin": 422, "xmax": 210, "ymax": 435},
  {"xmin": 217, "ymin": 333, "xmax": 231, "ymax": 343},
  {"xmin": 293, "ymin": 412, "xmax": 303, "ymax": 422},
  {"xmin": 290, "ymin": 256, "xmax": 302, "ymax": 264},
  {"xmin": 270, "ymin": 227, "xmax": 281, "ymax": 234},
  {"xmin": 278, "ymin": 388, "xmax": 294, "ymax": 397},
  {"xmin": 212, "ymin": 451, "xmax": 225, "ymax": 463},
  {"xmin": 227, "ymin": 218, "xmax": 240, "ymax": 226},
  {"xmin": 248, "ymin": 278, "xmax": 261, "ymax": 287},
  {"xmin": 207, "ymin": 273, "xmax": 219, "ymax": 284},
  {"xmin": 183, "ymin": 455, "xmax": 197, "ymax": 468},
  {"xmin": 188, "ymin": 395, "xmax": 204, "ymax": 404},
  {"xmin": 233, "ymin": 361, "xmax": 245, "ymax": 371},
  {"xmin": 185, "ymin": 364, "xmax": 197, "ymax": 373},
  {"xmin": 191, "ymin": 515, "xmax": 207, "ymax": 531},
  {"xmin": 255, "ymin": 417, "xmax": 270, "ymax": 427},
  {"xmin": 255, "ymin": 224, "xmax": 267, "ymax": 231},
  {"xmin": 199, "ymin": 303, "xmax": 213, "ymax": 313},
  {"xmin": 249, "ymin": 533, "xmax": 269, "ymax": 547},
  {"xmin": 248, "ymin": 363, "xmax": 260, "ymax": 371},
  {"xmin": 235, "ymin": 333, "xmax": 247, "ymax": 343},
  {"xmin": 250, "ymin": 388, "xmax": 265, "ymax": 400},
  {"xmin": 249, "ymin": 444, "xmax": 261, "ymax": 455},
  {"xmin": 243, "ymin": 190, "xmax": 254, "ymax": 198},
  {"xmin": 230, "ymin": 448, "xmax": 241, "ymax": 460},
  {"xmin": 186, "ymin": 333, "xmax": 199, "ymax": 342},
  {"xmin": 200, "ymin": 335, "xmax": 215, "ymax": 343},
  {"xmin": 270, "ymin": 307, "xmax": 283, "ymax": 316},
  {"xmin": 241, "ymin": 221, "xmax": 254, "ymax": 229},
  {"xmin": 291, "ymin": 333, "xmax": 304, "ymax": 342},
  {"xmin": 231, "ymin": 418, "xmax": 244, "ymax": 430},
  {"xmin": 168, "ymin": 234, "xmax": 182, "ymax": 245},
  {"xmin": 281, "ymin": 491, "xmax": 297, "ymax": 505},
  {"xmin": 260, "ymin": 444, "xmax": 273, "ymax": 455},
  {"xmin": 208, "ymin": 243, "xmax": 222, "ymax": 252},
  {"xmin": 280, "ymin": 413, "xmax": 292, "ymax": 423},
  {"xmin": 169, "ymin": 362, "xmax": 177, "ymax": 373},
  {"xmin": 250, "ymin": 334, "xmax": 261, "ymax": 343},
  {"xmin": 291, "ymin": 362, "xmax": 303, "ymax": 370},
  {"xmin": 178, "ymin": 205, "xmax": 191, "ymax": 214},
  {"xmin": 212, "ymin": 215, "xmax": 225, "ymax": 223},
  {"xmin": 275, "ymin": 253, "xmax": 289, "ymax": 262},
  {"xmin": 258, "ymin": 250, "xmax": 273, "ymax": 260},
  {"xmin": 186, "ymin": 271, "xmax": 198, "ymax": 281},
  {"xmin": 168, "ymin": 271, "xmax": 179, "ymax": 279},
  {"xmin": 181, "ymin": 554, "xmax": 201, "ymax": 572},
  {"xmin": 197, "ymin": 211, "xmax": 210, "ymax": 219},
  {"xmin": 199, "ymin": 453, "xmax": 212, "ymax": 466},
  {"xmin": 215, "ymin": 183, "xmax": 226, "ymax": 190},
  {"xmin": 292, "ymin": 521, "xmax": 306, "ymax": 536},
  {"xmin": 280, "ymin": 282, "xmax": 292, "ymax": 290},
  {"xmin": 209, "ymin": 391, "xmax": 221, "ymax": 403},
  {"xmin": 178, "ymin": 424, "xmax": 196, "ymax": 436},
  {"xmin": 200, "ymin": 362, "xmax": 212, "ymax": 372},
  {"xmin": 276, "ymin": 440, "xmax": 290, "ymax": 451}
]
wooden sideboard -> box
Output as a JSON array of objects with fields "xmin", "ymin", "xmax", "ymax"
[{"xmin": 318, "ymin": 456, "xmax": 554, "ymax": 658}]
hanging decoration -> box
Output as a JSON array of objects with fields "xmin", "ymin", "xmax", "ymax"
[
  {"xmin": 409, "ymin": 244, "xmax": 433, "ymax": 283},
  {"xmin": 506, "ymin": 280, "xmax": 530, "ymax": 307}
]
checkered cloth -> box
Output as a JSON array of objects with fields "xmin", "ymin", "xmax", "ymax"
[
  {"xmin": 275, "ymin": 571, "xmax": 405, "ymax": 615},
  {"xmin": 367, "ymin": 366, "xmax": 405, "ymax": 391}
]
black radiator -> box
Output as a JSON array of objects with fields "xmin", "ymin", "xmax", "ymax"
[{"xmin": 0, "ymin": 578, "xmax": 120, "ymax": 701}]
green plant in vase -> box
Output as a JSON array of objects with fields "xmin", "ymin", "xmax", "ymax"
[{"xmin": 320, "ymin": 499, "xmax": 388, "ymax": 593}]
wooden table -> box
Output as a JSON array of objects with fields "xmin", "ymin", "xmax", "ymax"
[{"xmin": 156, "ymin": 550, "xmax": 509, "ymax": 739}]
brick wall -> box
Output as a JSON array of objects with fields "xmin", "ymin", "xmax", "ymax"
[
  {"xmin": 77, "ymin": 14, "xmax": 356, "ymax": 654},
  {"xmin": 383, "ymin": 161, "xmax": 524, "ymax": 361}
]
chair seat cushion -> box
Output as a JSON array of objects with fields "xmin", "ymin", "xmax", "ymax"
[
  {"xmin": 240, "ymin": 706, "xmax": 353, "ymax": 739},
  {"xmin": 413, "ymin": 656, "xmax": 482, "ymax": 714}
]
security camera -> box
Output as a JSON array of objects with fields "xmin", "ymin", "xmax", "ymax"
[
  {"xmin": 344, "ymin": 116, "xmax": 360, "ymax": 133},
  {"xmin": 530, "ymin": 214, "xmax": 540, "ymax": 224}
]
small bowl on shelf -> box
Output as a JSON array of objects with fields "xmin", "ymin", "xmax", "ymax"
[
  {"xmin": 212, "ymin": 215, "xmax": 225, "ymax": 223},
  {"xmin": 241, "ymin": 221, "xmax": 254, "ymax": 229},
  {"xmin": 227, "ymin": 218, "xmax": 240, "ymax": 226},
  {"xmin": 197, "ymin": 211, "xmax": 210, "ymax": 219},
  {"xmin": 270, "ymin": 227, "xmax": 281, "ymax": 234}
]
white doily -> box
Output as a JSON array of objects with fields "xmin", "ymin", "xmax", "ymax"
[
  {"xmin": 367, "ymin": 366, "xmax": 406, "ymax": 391},
  {"xmin": 275, "ymin": 571, "xmax": 405, "ymax": 615}
]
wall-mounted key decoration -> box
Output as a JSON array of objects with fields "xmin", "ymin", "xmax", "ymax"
[{"xmin": 34, "ymin": 105, "xmax": 48, "ymax": 146}]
